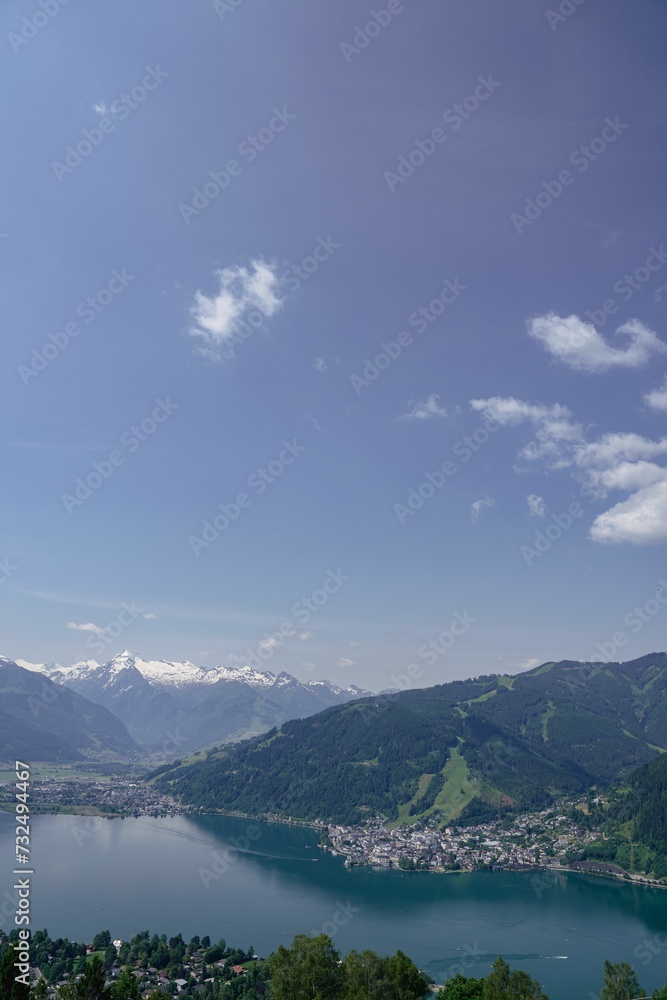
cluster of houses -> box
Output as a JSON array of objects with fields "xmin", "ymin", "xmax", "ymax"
[
  {"xmin": 324, "ymin": 805, "xmax": 602, "ymax": 872},
  {"xmin": 0, "ymin": 775, "xmax": 187, "ymax": 817},
  {"xmin": 45, "ymin": 943, "xmax": 255, "ymax": 998}
]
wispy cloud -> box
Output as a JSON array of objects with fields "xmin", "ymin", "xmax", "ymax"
[
  {"xmin": 645, "ymin": 374, "xmax": 667, "ymax": 413},
  {"xmin": 472, "ymin": 394, "xmax": 667, "ymax": 545},
  {"xmin": 471, "ymin": 496, "xmax": 496, "ymax": 523},
  {"xmin": 398, "ymin": 394, "xmax": 448, "ymax": 421},
  {"xmin": 528, "ymin": 313, "xmax": 666, "ymax": 373},
  {"xmin": 66, "ymin": 621, "xmax": 105, "ymax": 634},
  {"xmin": 470, "ymin": 396, "xmax": 582, "ymax": 469},
  {"xmin": 188, "ymin": 259, "xmax": 283, "ymax": 360},
  {"xmin": 314, "ymin": 357, "xmax": 327, "ymax": 372},
  {"xmin": 527, "ymin": 494, "xmax": 547, "ymax": 517},
  {"xmin": 337, "ymin": 657, "xmax": 356, "ymax": 668}
]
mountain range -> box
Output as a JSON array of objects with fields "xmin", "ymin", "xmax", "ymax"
[
  {"xmin": 10, "ymin": 651, "xmax": 372, "ymax": 756},
  {"xmin": 155, "ymin": 652, "xmax": 667, "ymax": 826}
]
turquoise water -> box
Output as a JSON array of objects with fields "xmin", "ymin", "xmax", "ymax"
[{"xmin": 2, "ymin": 812, "xmax": 666, "ymax": 997}]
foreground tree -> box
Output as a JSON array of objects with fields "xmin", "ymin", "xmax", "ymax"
[
  {"xmin": 343, "ymin": 949, "xmax": 394, "ymax": 999},
  {"xmin": 484, "ymin": 957, "xmax": 548, "ymax": 1000},
  {"xmin": 386, "ymin": 949, "xmax": 431, "ymax": 999},
  {"xmin": 109, "ymin": 968, "xmax": 141, "ymax": 1000},
  {"xmin": 92, "ymin": 932, "xmax": 112, "ymax": 952},
  {"xmin": 441, "ymin": 973, "xmax": 485, "ymax": 1000},
  {"xmin": 269, "ymin": 934, "xmax": 345, "ymax": 1000},
  {"xmin": 599, "ymin": 961, "xmax": 643, "ymax": 1000},
  {"xmin": 0, "ymin": 946, "xmax": 31, "ymax": 1000},
  {"xmin": 75, "ymin": 955, "xmax": 108, "ymax": 1000},
  {"xmin": 30, "ymin": 979, "xmax": 49, "ymax": 1000}
]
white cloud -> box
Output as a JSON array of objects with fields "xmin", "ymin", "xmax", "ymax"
[
  {"xmin": 189, "ymin": 259, "xmax": 283, "ymax": 360},
  {"xmin": 517, "ymin": 657, "xmax": 541, "ymax": 672},
  {"xmin": 585, "ymin": 460, "xmax": 667, "ymax": 496},
  {"xmin": 398, "ymin": 394, "xmax": 448, "ymax": 421},
  {"xmin": 528, "ymin": 314, "xmax": 666, "ymax": 373},
  {"xmin": 527, "ymin": 494, "xmax": 547, "ymax": 517},
  {"xmin": 337, "ymin": 657, "xmax": 356, "ymax": 668},
  {"xmin": 471, "ymin": 496, "xmax": 496, "ymax": 523},
  {"xmin": 66, "ymin": 622, "xmax": 105, "ymax": 634},
  {"xmin": 143, "ymin": 612, "xmax": 158, "ymax": 620},
  {"xmin": 472, "ymin": 393, "xmax": 667, "ymax": 546},
  {"xmin": 471, "ymin": 395, "xmax": 585, "ymax": 470},
  {"xmin": 314, "ymin": 357, "xmax": 327, "ymax": 372},
  {"xmin": 590, "ymin": 480, "xmax": 667, "ymax": 545},
  {"xmin": 93, "ymin": 102, "xmax": 108, "ymax": 116},
  {"xmin": 302, "ymin": 661, "xmax": 316, "ymax": 672},
  {"xmin": 574, "ymin": 433, "xmax": 667, "ymax": 473},
  {"xmin": 349, "ymin": 640, "xmax": 362, "ymax": 648},
  {"xmin": 645, "ymin": 375, "xmax": 667, "ymax": 412},
  {"xmin": 298, "ymin": 631, "xmax": 312, "ymax": 641},
  {"xmin": 470, "ymin": 396, "xmax": 558, "ymax": 426}
]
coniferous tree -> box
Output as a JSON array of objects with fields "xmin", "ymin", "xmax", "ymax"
[{"xmin": 75, "ymin": 955, "xmax": 109, "ymax": 1000}]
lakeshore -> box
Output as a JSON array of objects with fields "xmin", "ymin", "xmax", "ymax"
[{"xmin": 320, "ymin": 805, "xmax": 667, "ymax": 889}]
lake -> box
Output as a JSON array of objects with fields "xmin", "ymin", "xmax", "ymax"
[{"xmin": 2, "ymin": 812, "xmax": 667, "ymax": 996}]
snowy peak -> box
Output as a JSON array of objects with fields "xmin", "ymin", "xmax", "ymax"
[
  {"xmin": 6, "ymin": 651, "xmax": 374, "ymax": 755},
  {"xmin": 14, "ymin": 651, "xmax": 373, "ymax": 697},
  {"xmin": 305, "ymin": 678, "xmax": 371, "ymax": 698},
  {"xmin": 210, "ymin": 664, "xmax": 278, "ymax": 688}
]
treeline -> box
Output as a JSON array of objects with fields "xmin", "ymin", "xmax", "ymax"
[
  {"xmin": 0, "ymin": 928, "xmax": 261, "ymax": 999},
  {"xmin": 4, "ymin": 929, "xmax": 667, "ymax": 1000},
  {"xmin": 0, "ymin": 929, "xmax": 429, "ymax": 999},
  {"xmin": 440, "ymin": 958, "xmax": 667, "ymax": 1000}
]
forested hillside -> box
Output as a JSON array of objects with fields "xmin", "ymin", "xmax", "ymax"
[
  {"xmin": 577, "ymin": 752, "xmax": 667, "ymax": 878},
  {"xmin": 155, "ymin": 653, "xmax": 667, "ymax": 826}
]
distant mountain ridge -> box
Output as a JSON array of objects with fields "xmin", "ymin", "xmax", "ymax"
[
  {"xmin": 17, "ymin": 650, "xmax": 373, "ymax": 753},
  {"xmin": 156, "ymin": 652, "xmax": 667, "ymax": 826},
  {"xmin": 0, "ymin": 657, "xmax": 140, "ymax": 762}
]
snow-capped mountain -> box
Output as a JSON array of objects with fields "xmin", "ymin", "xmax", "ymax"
[{"xmin": 17, "ymin": 651, "xmax": 372, "ymax": 754}]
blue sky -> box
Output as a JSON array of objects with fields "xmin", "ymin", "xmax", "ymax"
[{"xmin": 2, "ymin": 0, "xmax": 667, "ymax": 690}]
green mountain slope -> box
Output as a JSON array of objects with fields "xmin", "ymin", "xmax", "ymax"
[
  {"xmin": 156, "ymin": 653, "xmax": 667, "ymax": 826},
  {"xmin": 0, "ymin": 658, "xmax": 141, "ymax": 762}
]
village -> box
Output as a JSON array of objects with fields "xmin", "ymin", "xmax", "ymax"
[
  {"xmin": 0, "ymin": 774, "xmax": 188, "ymax": 818},
  {"xmin": 323, "ymin": 804, "xmax": 603, "ymax": 872},
  {"xmin": 39, "ymin": 941, "xmax": 261, "ymax": 998}
]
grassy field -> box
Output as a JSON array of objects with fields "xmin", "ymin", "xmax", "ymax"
[
  {"xmin": 0, "ymin": 802, "xmax": 118, "ymax": 816},
  {"xmin": 390, "ymin": 747, "xmax": 484, "ymax": 828},
  {"xmin": 428, "ymin": 748, "xmax": 479, "ymax": 825},
  {"xmin": 541, "ymin": 701, "xmax": 557, "ymax": 741},
  {"xmin": 0, "ymin": 762, "xmax": 147, "ymax": 783},
  {"xmin": 392, "ymin": 772, "xmax": 436, "ymax": 827}
]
